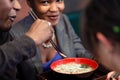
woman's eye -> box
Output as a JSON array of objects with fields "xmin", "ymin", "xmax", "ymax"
[
  {"xmin": 56, "ymin": 0, "xmax": 64, "ymax": 3},
  {"xmin": 41, "ymin": 1, "xmax": 49, "ymax": 5}
]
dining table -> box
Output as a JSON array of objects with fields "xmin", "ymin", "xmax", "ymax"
[{"xmin": 37, "ymin": 66, "xmax": 109, "ymax": 80}]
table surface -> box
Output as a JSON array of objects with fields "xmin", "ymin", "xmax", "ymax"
[{"xmin": 37, "ymin": 68, "xmax": 108, "ymax": 80}]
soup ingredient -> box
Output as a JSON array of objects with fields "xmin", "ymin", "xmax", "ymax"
[{"xmin": 54, "ymin": 62, "xmax": 93, "ymax": 74}]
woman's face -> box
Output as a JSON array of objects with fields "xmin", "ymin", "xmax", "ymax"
[
  {"xmin": 30, "ymin": 0, "xmax": 65, "ymax": 26},
  {"xmin": 0, "ymin": 0, "xmax": 21, "ymax": 31}
]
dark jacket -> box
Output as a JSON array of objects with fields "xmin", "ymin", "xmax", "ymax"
[{"xmin": 0, "ymin": 30, "xmax": 36, "ymax": 80}]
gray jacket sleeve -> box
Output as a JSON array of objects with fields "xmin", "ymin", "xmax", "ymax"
[
  {"xmin": 0, "ymin": 35, "xmax": 36, "ymax": 75},
  {"xmin": 62, "ymin": 14, "xmax": 94, "ymax": 59}
]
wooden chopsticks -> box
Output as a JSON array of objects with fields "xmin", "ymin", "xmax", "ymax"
[{"xmin": 29, "ymin": 9, "xmax": 39, "ymax": 20}]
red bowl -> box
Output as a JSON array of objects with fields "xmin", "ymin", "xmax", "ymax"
[{"xmin": 50, "ymin": 58, "xmax": 98, "ymax": 77}]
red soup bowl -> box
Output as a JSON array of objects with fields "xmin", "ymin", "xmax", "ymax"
[{"xmin": 50, "ymin": 58, "xmax": 98, "ymax": 78}]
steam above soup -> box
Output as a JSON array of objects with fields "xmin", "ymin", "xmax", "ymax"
[{"xmin": 54, "ymin": 62, "xmax": 93, "ymax": 74}]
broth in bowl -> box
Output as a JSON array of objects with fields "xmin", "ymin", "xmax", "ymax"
[
  {"xmin": 50, "ymin": 58, "xmax": 98, "ymax": 77},
  {"xmin": 54, "ymin": 62, "xmax": 93, "ymax": 74}
]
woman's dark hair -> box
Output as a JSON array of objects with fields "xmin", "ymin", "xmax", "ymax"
[{"xmin": 82, "ymin": 0, "xmax": 120, "ymax": 52}]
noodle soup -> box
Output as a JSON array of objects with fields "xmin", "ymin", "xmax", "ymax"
[
  {"xmin": 51, "ymin": 58, "xmax": 98, "ymax": 77},
  {"xmin": 54, "ymin": 62, "xmax": 93, "ymax": 74}
]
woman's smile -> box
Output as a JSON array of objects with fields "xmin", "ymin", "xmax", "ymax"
[{"xmin": 48, "ymin": 14, "xmax": 59, "ymax": 21}]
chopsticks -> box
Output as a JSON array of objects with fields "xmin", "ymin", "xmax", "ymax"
[
  {"xmin": 110, "ymin": 72, "xmax": 119, "ymax": 80},
  {"xmin": 29, "ymin": 9, "xmax": 67, "ymax": 58},
  {"xmin": 29, "ymin": 9, "xmax": 39, "ymax": 21},
  {"xmin": 49, "ymin": 40, "xmax": 67, "ymax": 58}
]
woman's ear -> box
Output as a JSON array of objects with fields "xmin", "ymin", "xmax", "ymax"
[{"xmin": 96, "ymin": 32, "xmax": 113, "ymax": 52}]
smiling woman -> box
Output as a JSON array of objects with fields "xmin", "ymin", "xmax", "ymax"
[{"xmin": 10, "ymin": 0, "xmax": 93, "ymax": 80}]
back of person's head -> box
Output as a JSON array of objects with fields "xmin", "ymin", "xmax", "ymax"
[{"xmin": 82, "ymin": 0, "xmax": 120, "ymax": 52}]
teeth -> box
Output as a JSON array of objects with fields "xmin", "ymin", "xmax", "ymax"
[
  {"xmin": 50, "ymin": 16, "xmax": 58, "ymax": 19},
  {"xmin": 11, "ymin": 18, "xmax": 14, "ymax": 20},
  {"xmin": 8, "ymin": 16, "xmax": 16, "ymax": 22},
  {"xmin": 9, "ymin": 18, "xmax": 14, "ymax": 22}
]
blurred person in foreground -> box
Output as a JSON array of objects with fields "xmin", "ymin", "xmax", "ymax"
[
  {"xmin": 82, "ymin": 0, "xmax": 120, "ymax": 79},
  {"xmin": 10, "ymin": 0, "xmax": 93, "ymax": 80},
  {"xmin": 0, "ymin": 0, "xmax": 53, "ymax": 80}
]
